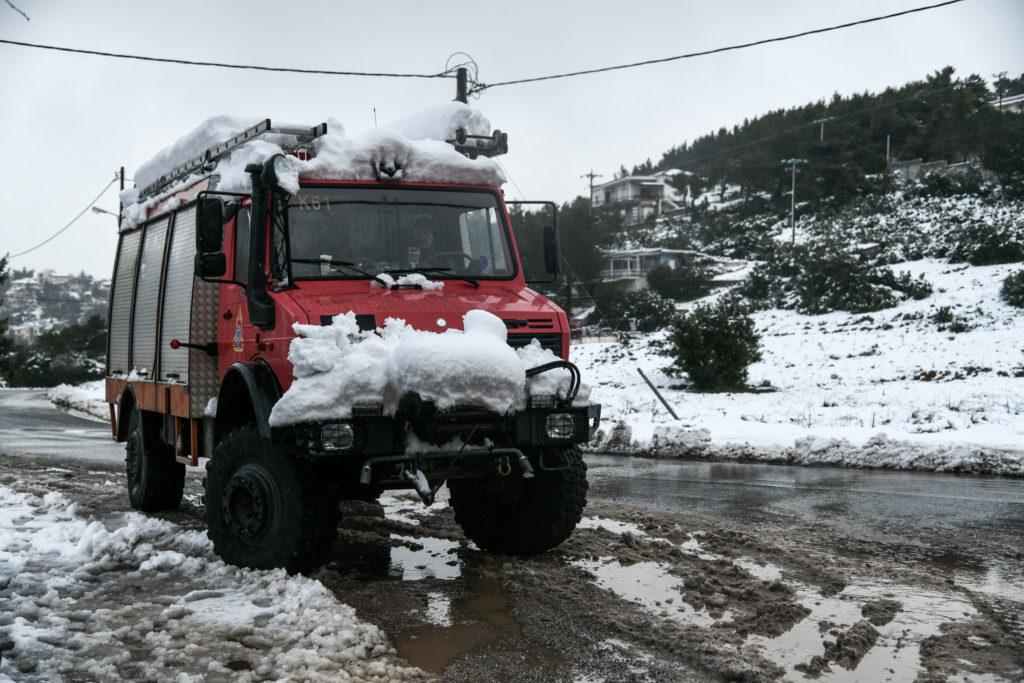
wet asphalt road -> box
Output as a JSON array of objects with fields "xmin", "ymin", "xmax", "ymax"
[
  {"xmin": 586, "ymin": 454, "xmax": 1024, "ymax": 535},
  {"xmin": 0, "ymin": 389, "xmax": 120, "ymax": 462}
]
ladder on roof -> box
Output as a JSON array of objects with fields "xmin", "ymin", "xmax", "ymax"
[{"xmin": 137, "ymin": 119, "xmax": 328, "ymax": 201}]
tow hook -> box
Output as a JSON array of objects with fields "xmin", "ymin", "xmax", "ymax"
[
  {"xmin": 401, "ymin": 465, "xmax": 435, "ymax": 505},
  {"xmin": 497, "ymin": 454, "xmax": 512, "ymax": 476}
]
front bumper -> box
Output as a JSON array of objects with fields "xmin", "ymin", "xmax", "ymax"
[{"xmin": 272, "ymin": 402, "xmax": 601, "ymax": 460}]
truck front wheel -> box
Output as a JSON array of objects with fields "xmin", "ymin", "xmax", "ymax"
[
  {"xmin": 125, "ymin": 407, "xmax": 185, "ymax": 512},
  {"xmin": 204, "ymin": 427, "xmax": 339, "ymax": 573},
  {"xmin": 448, "ymin": 447, "xmax": 588, "ymax": 555}
]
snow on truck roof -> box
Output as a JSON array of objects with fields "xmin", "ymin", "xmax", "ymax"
[{"xmin": 120, "ymin": 102, "xmax": 506, "ymax": 228}]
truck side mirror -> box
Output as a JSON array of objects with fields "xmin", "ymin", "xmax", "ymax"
[
  {"xmin": 197, "ymin": 197, "xmax": 225, "ymax": 254},
  {"xmin": 195, "ymin": 252, "xmax": 227, "ymax": 278},
  {"xmin": 543, "ymin": 225, "xmax": 560, "ymax": 275}
]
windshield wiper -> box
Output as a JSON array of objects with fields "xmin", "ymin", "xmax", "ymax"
[
  {"xmin": 383, "ymin": 267, "xmax": 480, "ymax": 288},
  {"xmin": 292, "ymin": 258, "xmax": 390, "ymax": 287}
]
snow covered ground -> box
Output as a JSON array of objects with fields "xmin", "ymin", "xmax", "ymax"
[
  {"xmin": 578, "ymin": 259, "xmax": 1024, "ymax": 476},
  {"xmin": 0, "ymin": 477, "xmax": 423, "ymax": 681}
]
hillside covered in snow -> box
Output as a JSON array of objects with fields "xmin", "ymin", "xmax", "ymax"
[{"xmin": 574, "ymin": 185, "xmax": 1024, "ymax": 476}]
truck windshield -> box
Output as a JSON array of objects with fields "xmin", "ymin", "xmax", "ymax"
[{"xmin": 284, "ymin": 186, "xmax": 516, "ymax": 281}]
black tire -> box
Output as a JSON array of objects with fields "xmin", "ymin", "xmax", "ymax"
[
  {"xmin": 125, "ymin": 407, "xmax": 185, "ymax": 512},
  {"xmin": 204, "ymin": 427, "xmax": 339, "ymax": 573},
  {"xmin": 448, "ymin": 447, "xmax": 588, "ymax": 555}
]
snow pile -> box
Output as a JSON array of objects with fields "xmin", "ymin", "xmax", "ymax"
[
  {"xmin": 0, "ymin": 482, "xmax": 422, "ymax": 681},
  {"xmin": 46, "ymin": 380, "xmax": 108, "ymax": 421},
  {"xmin": 121, "ymin": 103, "xmax": 505, "ymax": 228},
  {"xmin": 385, "ymin": 101, "xmax": 491, "ymax": 141},
  {"xmin": 132, "ymin": 115, "xmax": 264, "ymax": 190},
  {"xmin": 574, "ymin": 259, "xmax": 1024, "ymax": 476},
  {"xmin": 269, "ymin": 309, "xmax": 585, "ymax": 427}
]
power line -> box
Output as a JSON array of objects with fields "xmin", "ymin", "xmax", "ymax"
[
  {"xmin": 9, "ymin": 179, "xmax": 119, "ymax": 259},
  {"xmin": 0, "ymin": 38, "xmax": 449, "ymax": 80},
  {"xmin": 471, "ymin": 0, "xmax": 966, "ymax": 92}
]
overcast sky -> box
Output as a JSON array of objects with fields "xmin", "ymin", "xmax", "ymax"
[{"xmin": 0, "ymin": 0, "xmax": 1020, "ymax": 279}]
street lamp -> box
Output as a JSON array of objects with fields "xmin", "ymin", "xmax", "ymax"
[{"xmin": 91, "ymin": 206, "xmax": 118, "ymax": 218}]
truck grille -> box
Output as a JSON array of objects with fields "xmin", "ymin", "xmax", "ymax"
[{"xmin": 507, "ymin": 333, "xmax": 562, "ymax": 356}]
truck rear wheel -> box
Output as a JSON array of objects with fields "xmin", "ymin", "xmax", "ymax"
[
  {"xmin": 448, "ymin": 447, "xmax": 588, "ymax": 555},
  {"xmin": 125, "ymin": 407, "xmax": 185, "ymax": 512},
  {"xmin": 204, "ymin": 427, "xmax": 339, "ymax": 573}
]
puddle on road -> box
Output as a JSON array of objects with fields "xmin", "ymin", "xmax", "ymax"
[
  {"xmin": 388, "ymin": 535, "xmax": 462, "ymax": 581},
  {"xmin": 391, "ymin": 573, "xmax": 566, "ymax": 674},
  {"xmin": 340, "ymin": 494, "xmax": 565, "ymax": 674},
  {"xmin": 748, "ymin": 582, "xmax": 982, "ymax": 682},
  {"xmin": 575, "ymin": 557, "xmax": 720, "ymax": 628}
]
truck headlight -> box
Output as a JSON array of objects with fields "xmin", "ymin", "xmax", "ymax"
[
  {"xmin": 545, "ymin": 413, "xmax": 575, "ymax": 440},
  {"xmin": 321, "ymin": 423, "xmax": 355, "ymax": 452}
]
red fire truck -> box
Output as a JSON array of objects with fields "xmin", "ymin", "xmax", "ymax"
[{"xmin": 106, "ymin": 117, "xmax": 600, "ymax": 572}]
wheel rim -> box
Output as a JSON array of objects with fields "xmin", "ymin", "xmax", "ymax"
[{"xmin": 222, "ymin": 467, "xmax": 275, "ymax": 540}]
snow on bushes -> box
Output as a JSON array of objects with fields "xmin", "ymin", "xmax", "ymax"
[
  {"xmin": 668, "ymin": 296, "xmax": 762, "ymax": 391},
  {"xmin": 1000, "ymin": 269, "xmax": 1024, "ymax": 308}
]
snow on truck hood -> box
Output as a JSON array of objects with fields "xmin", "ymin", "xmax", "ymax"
[
  {"xmin": 268, "ymin": 309, "xmax": 588, "ymax": 428},
  {"xmin": 120, "ymin": 103, "xmax": 505, "ymax": 228}
]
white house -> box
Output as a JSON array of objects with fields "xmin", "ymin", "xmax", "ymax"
[
  {"xmin": 591, "ymin": 170, "xmax": 684, "ymax": 226},
  {"xmin": 600, "ymin": 247, "xmax": 749, "ymax": 293},
  {"xmin": 600, "ymin": 248, "xmax": 700, "ymax": 292},
  {"xmin": 992, "ymin": 92, "xmax": 1024, "ymax": 114}
]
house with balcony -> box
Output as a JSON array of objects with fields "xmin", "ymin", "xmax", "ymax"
[
  {"xmin": 992, "ymin": 92, "xmax": 1024, "ymax": 114},
  {"xmin": 600, "ymin": 247, "xmax": 750, "ymax": 294},
  {"xmin": 591, "ymin": 170, "xmax": 684, "ymax": 226},
  {"xmin": 600, "ymin": 248, "xmax": 700, "ymax": 293}
]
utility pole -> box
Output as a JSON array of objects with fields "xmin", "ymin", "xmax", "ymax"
[
  {"xmin": 781, "ymin": 159, "xmax": 805, "ymax": 244},
  {"xmin": 791, "ymin": 160, "xmax": 797, "ymax": 244},
  {"xmin": 993, "ymin": 71, "xmax": 1007, "ymax": 112},
  {"xmin": 812, "ymin": 116, "xmax": 833, "ymax": 142},
  {"xmin": 572, "ymin": 170, "xmax": 601, "ymax": 323},
  {"xmin": 455, "ymin": 67, "xmax": 468, "ymax": 104},
  {"xmin": 581, "ymin": 170, "xmax": 601, "ymax": 216}
]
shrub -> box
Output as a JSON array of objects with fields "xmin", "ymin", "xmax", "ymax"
[
  {"xmin": 668, "ymin": 296, "xmax": 762, "ymax": 391},
  {"xmin": 931, "ymin": 306, "xmax": 955, "ymax": 324},
  {"xmin": 796, "ymin": 252, "xmax": 898, "ymax": 314},
  {"xmin": 622, "ymin": 290, "xmax": 678, "ymax": 332},
  {"xmin": 880, "ymin": 270, "xmax": 933, "ymax": 300},
  {"xmin": 1001, "ymin": 269, "xmax": 1024, "ymax": 308},
  {"xmin": 646, "ymin": 262, "xmax": 714, "ymax": 302},
  {"xmin": 946, "ymin": 223, "xmax": 1024, "ymax": 266},
  {"xmin": 739, "ymin": 244, "xmax": 932, "ymax": 314},
  {"xmin": 588, "ymin": 289, "xmax": 677, "ymax": 332}
]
